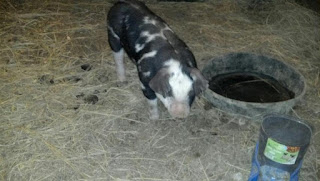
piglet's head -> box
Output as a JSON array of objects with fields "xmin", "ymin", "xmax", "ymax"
[{"xmin": 149, "ymin": 62, "xmax": 208, "ymax": 118}]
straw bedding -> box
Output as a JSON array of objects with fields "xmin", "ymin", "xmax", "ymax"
[{"xmin": 0, "ymin": 0, "xmax": 319, "ymax": 180}]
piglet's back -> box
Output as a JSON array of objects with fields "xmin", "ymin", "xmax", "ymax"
[{"xmin": 107, "ymin": 0, "xmax": 196, "ymax": 68}]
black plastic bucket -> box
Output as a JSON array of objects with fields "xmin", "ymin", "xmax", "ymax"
[
  {"xmin": 249, "ymin": 114, "xmax": 313, "ymax": 180},
  {"xmin": 202, "ymin": 53, "xmax": 306, "ymax": 119}
]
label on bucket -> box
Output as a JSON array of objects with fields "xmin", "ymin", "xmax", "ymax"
[{"xmin": 264, "ymin": 138, "xmax": 300, "ymax": 165}]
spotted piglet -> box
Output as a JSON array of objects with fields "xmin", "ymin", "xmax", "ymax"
[{"xmin": 107, "ymin": 0, "xmax": 208, "ymax": 119}]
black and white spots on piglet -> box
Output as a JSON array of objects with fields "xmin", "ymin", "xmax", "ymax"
[{"xmin": 107, "ymin": 0, "xmax": 208, "ymax": 119}]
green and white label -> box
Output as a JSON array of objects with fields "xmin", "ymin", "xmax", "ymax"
[{"xmin": 264, "ymin": 138, "xmax": 300, "ymax": 165}]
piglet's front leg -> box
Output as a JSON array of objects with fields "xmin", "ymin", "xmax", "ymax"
[
  {"xmin": 140, "ymin": 82, "xmax": 160, "ymax": 120},
  {"xmin": 148, "ymin": 99, "xmax": 159, "ymax": 120}
]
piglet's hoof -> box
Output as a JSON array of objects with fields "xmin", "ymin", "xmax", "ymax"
[
  {"xmin": 116, "ymin": 80, "xmax": 128, "ymax": 87},
  {"xmin": 149, "ymin": 109, "xmax": 159, "ymax": 120},
  {"xmin": 149, "ymin": 112, "xmax": 159, "ymax": 120}
]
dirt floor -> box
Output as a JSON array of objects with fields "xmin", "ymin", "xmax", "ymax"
[{"xmin": 0, "ymin": 0, "xmax": 319, "ymax": 180}]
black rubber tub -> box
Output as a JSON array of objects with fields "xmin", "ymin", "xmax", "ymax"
[{"xmin": 202, "ymin": 52, "xmax": 306, "ymax": 119}]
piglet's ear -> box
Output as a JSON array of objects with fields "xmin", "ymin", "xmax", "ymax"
[
  {"xmin": 149, "ymin": 68, "xmax": 172, "ymax": 97},
  {"xmin": 189, "ymin": 68, "xmax": 208, "ymax": 96}
]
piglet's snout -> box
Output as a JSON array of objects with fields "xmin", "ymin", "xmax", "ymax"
[{"xmin": 169, "ymin": 102, "xmax": 190, "ymax": 118}]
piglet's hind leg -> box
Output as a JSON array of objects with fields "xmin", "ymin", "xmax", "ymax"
[
  {"xmin": 113, "ymin": 49, "xmax": 126, "ymax": 82},
  {"xmin": 108, "ymin": 26, "xmax": 126, "ymax": 82}
]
